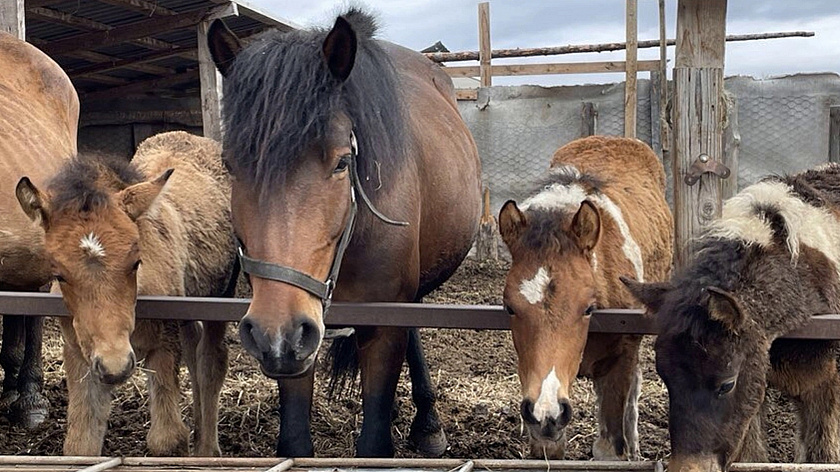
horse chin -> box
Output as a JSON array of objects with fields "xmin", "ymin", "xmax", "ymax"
[
  {"xmin": 259, "ymin": 359, "xmax": 314, "ymax": 379},
  {"xmin": 527, "ymin": 430, "xmax": 567, "ymax": 460}
]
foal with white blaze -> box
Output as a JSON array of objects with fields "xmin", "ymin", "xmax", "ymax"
[
  {"xmin": 16, "ymin": 131, "xmax": 236, "ymax": 456},
  {"xmin": 499, "ymin": 136, "xmax": 672, "ymax": 459}
]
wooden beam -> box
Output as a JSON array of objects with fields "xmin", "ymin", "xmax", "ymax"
[
  {"xmin": 581, "ymin": 102, "xmax": 597, "ymax": 137},
  {"xmin": 41, "ymin": 6, "xmax": 221, "ymax": 56},
  {"xmin": 27, "ymin": 6, "xmax": 180, "ymax": 52},
  {"xmin": 81, "ymin": 70, "xmax": 198, "ymax": 101},
  {"xmin": 477, "ymin": 2, "xmax": 491, "ymax": 87},
  {"xmin": 673, "ymin": 0, "xmax": 728, "ymax": 270},
  {"xmin": 624, "ymin": 0, "xmax": 638, "ymax": 137},
  {"xmin": 93, "ymin": 0, "xmax": 177, "ymax": 16},
  {"xmin": 68, "ymin": 48, "xmax": 195, "ymax": 78},
  {"xmin": 830, "ymin": 106, "xmax": 840, "ymax": 163},
  {"xmin": 0, "ymin": 0, "xmax": 25, "ymax": 39},
  {"xmin": 197, "ymin": 20, "xmax": 223, "ymax": 141},
  {"xmin": 443, "ymin": 60, "xmax": 660, "ymax": 78},
  {"xmin": 455, "ymin": 89, "xmax": 477, "ymax": 101},
  {"xmin": 425, "ymin": 31, "xmax": 813, "ymax": 63}
]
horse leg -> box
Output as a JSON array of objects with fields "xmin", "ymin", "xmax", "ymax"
[
  {"xmin": 591, "ymin": 335, "xmax": 642, "ymax": 460},
  {"xmin": 194, "ymin": 320, "xmax": 227, "ymax": 456},
  {"xmin": 621, "ymin": 363, "xmax": 642, "ymax": 460},
  {"xmin": 8, "ymin": 315, "xmax": 48, "ymax": 428},
  {"xmin": 356, "ymin": 326, "xmax": 408, "ymax": 457},
  {"xmin": 144, "ymin": 325, "xmax": 190, "ymax": 456},
  {"xmin": 405, "ymin": 327, "xmax": 447, "ymax": 457},
  {"xmin": 276, "ymin": 367, "xmax": 315, "ymax": 457},
  {"xmin": 0, "ymin": 315, "xmax": 24, "ymax": 412},
  {"xmin": 180, "ymin": 322, "xmax": 203, "ymax": 451},
  {"xmin": 736, "ymin": 403, "xmax": 768, "ymax": 463},
  {"xmin": 62, "ymin": 320, "xmax": 112, "ymax": 455}
]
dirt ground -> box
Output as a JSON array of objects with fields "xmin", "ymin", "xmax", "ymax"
[{"xmin": 0, "ymin": 258, "xmax": 799, "ymax": 461}]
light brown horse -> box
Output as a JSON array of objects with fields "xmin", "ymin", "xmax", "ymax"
[
  {"xmin": 0, "ymin": 31, "xmax": 79, "ymax": 428},
  {"xmin": 206, "ymin": 8, "xmax": 481, "ymax": 457},
  {"xmin": 499, "ymin": 136, "xmax": 673, "ymax": 459},
  {"xmin": 16, "ymin": 131, "xmax": 236, "ymax": 456}
]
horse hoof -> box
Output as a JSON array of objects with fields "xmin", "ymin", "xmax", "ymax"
[
  {"xmin": 0, "ymin": 391, "xmax": 20, "ymax": 412},
  {"xmin": 8, "ymin": 394, "xmax": 49, "ymax": 429},
  {"xmin": 409, "ymin": 429, "xmax": 448, "ymax": 457}
]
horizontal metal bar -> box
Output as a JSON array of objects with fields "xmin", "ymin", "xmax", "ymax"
[{"xmin": 0, "ymin": 292, "xmax": 837, "ymax": 339}]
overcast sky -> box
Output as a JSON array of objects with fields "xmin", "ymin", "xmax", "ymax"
[{"xmin": 244, "ymin": 1, "xmax": 839, "ymax": 86}]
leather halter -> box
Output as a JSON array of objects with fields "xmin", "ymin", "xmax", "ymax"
[{"xmin": 237, "ymin": 131, "xmax": 408, "ymax": 312}]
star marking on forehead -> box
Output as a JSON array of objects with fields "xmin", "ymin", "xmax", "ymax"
[{"xmin": 79, "ymin": 232, "xmax": 106, "ymax": 260}]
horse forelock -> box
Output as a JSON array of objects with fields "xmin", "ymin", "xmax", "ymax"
[
  {"xmin": 221, "ymin": 8, "xmax": 407, "ymax": 201},
  {"xmin": 47, "ymin": 152, "xmax": 144, "ymax": 215}
]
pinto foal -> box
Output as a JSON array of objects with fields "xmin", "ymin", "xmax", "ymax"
[
  {"xmin": 16, "ymin": 131, "xmax": 236, "ymax": 456},
  {"xmin": 499, "ymin": 136, "xmax": 673, "ymax": 459}
]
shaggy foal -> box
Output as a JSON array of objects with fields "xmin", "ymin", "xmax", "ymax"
[{"xmin": 16, "ymin": 131, "xmax": 236, "ymax": 456}]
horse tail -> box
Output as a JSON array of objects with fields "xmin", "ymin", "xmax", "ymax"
[{"xmin": 326, "ymin": 334, "xmax": 359, "ymax": 399}]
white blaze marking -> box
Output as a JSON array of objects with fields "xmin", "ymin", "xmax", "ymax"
[
  {"xmin": 79, "ymin": 232, "xmax": 106, "ymax": 259},
  {"xmin": 589, "ymin": 193, "xmax": 645, "ymax": 282},
  {"xmin": 533, "ymin": 367, "xmax": 562, "ymax": 422},
  {"xmin": 520, "ymin": 267, "xmax": 551, "ymax": 304},
  {"xmin": 707, "ymin": 180, "xmax": 840, "ymax": 277},
  {"xmin": 522, "ymin": 183, "xmax": 586, "ymax": 212}
]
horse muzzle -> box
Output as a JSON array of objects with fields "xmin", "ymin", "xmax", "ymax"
[
  {"xmin": 239, "ymin": 313, "xmax": 322, "ymax": 378},
  {"xmin": 521, "ymin": 397, "xmax": 573, "ymax": 442},
  {"xmin": 91, "ymin": 350, "xmax": 136, "ymax": 385}
]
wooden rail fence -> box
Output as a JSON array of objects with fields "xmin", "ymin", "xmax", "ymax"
[{"xmin": 2, "ymin": 292, "xmax": 840, "ymax": 340}]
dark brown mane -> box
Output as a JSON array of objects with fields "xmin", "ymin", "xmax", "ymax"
[{"xmin": 47, "ymin": 152, "xmax": 144, "ymax": 214}]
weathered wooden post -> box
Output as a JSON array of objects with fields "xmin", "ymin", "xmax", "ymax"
[
  {"xmin": 478, "ymin": 2, "xmax": 491, "ymax": 87},
  {"xmin": 624, "ymin": 0, "xmax": 638, "ymax": 138},
  {"xmin": 198, "ymin": 19, "xmax": 224, "ymax": 142},
  {"xmin": 0, "ymin": 0, "xmax": 25, "ymax": 39},
  {"xmin": 475, "ymin": 188, "xmax": 499, "ymax": 261},
  {"xmin": 673, "ymin": 0, "xmax": 729, "ymax": 270}
]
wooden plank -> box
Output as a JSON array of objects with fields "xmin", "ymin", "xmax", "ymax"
[
  {"xmin": 2, "ymin": 292, "xmax": 840, "ymax": 339},
  {"xmin": 477, "ymin": 2, "xmax": 491, "ymax": 87},
  {"xmin": 425, "ymin": 31, "xmax": 814, "ymax": 63},
  {"xmin": 443, "ymin": 60, "xmax": 660, "ymax": 78},
  {"xmin": 68, "ymin": 48, "xmax": 194, "ymax": 78},
  {"xmin": 41, "ymin": 6, "xmax": 217, "ymax": 56},
  {"xmin": 830, "ymin": 106, "xmax": 840, "ymax": 163},
  {"xmin": 650, "ymin": 70, "xmax": 662, "ymax": 158},
  {"xmin": 197, "ymin": 20, "xmax": 223, "ymax": 141},
  {"xmin": 722, "ymin": 92, "xmax": 740, "ymax": 200},
  {"xmin": 82, "ymin": 110, "xmax": 203, "ymax": 127},
  {"xmin": 81, "ymin": 70, "xmax": 198, "ymax": 101},
  {"xmin": 93, "ymin": 0, "xmax": 177, "ymax": 16},
  {"xmin": 76, "ymin": 458, "xmax": 122, "ymax": 472},
  {"xmin": 455, "ymin": 89, "xmax": 478, "ymax": 101},
  {"xmin": 624, "ymin": 0, "xmax": 638, "ymax": 138},
  {"xmin": 0, "ymin": 0, "xmax": 24, "ymax": 38},
  {"xmin": 580, "ymin": 102, "xmax": 597, "ymax": 137},
  {"xmin": 672, "ymin": 0, "xmax": 727, "ymax": 270}
]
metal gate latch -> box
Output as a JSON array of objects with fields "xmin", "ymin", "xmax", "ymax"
[{"xmin": 684, "ymin": 153, "xmax": 731, "ymax": 186}]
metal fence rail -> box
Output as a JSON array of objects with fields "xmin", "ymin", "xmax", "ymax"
[{"xmin": 1, "ymin": 292, "xmax": 839, "ymax": 339}]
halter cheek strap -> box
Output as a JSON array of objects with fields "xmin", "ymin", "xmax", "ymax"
[{"xmin": 237, "ymin": 130, "xmax": 406, "ymax": 312}]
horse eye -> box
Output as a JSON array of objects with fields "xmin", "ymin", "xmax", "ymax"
[
  {"xmin": 584, "ymin": 305, "xmax": 596, "ymax": 317},
  {"xmin": 131, "ymin": 260, "xmax": 141, "ymax": 272},
  {"xmin": 53, "ymin": 274, "xmax": 67, "ymax": 284},
  {"xmin": 334, "ymin": 155, "xmax": 350, "ymax": 174},
  {"xmin": 716, "ymin": 380, "xmax": 736, "ymax": 397},
  {"xmin": 504, "ymin": 304, "xmax": 515, "ymax": 315},
  {"xmin": 222, "ymin": 159, "xmax": 233, "ymax": 173}
]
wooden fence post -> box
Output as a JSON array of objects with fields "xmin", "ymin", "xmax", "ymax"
[
  {"xmin": 478, "ymin": 2, "xmax": 491, "ymax": 87},
  {"xmin": 197, "ymin": 20, "xmax": 223, "ymax": 142},
  {"xmin": 830, "ymin": 106, "xmax": 840, "ymax": 163},
  {"xmin": 722, "ymin": 92, "xmax": 740, "ymax": 200},
  {"xmin": 624, "ymin": 0, "xmax": 638, "ymax": 137},
  {"xmin": 0, "ymin": 0, "xmax": 25, "ymax": 39},
  {"xmin": 673, "ymin": 0, "xmax": 728, "ymax": 270},
  {"xmin": 581, "ymin": 102, "xmax": 597, "ymax": 137}
]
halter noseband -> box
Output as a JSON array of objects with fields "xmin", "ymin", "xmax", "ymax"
[{"xmin": 237, "ymin": 130, "xmax": 408, "ymax": 312}]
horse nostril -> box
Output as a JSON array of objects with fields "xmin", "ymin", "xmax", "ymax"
[
  {"xmin": 239, "ymin": 315, "xmax": 267, "ymax": 359},
  {"xmin": 291, "ymin": 316, "xmax": 321, "ymax": 361},
  {"xmin": 92, "ymin": 356, "xmax": 105, "ymax": 379},
  {"xmin": 520, "ymin": 399, "xmax": 538, "ymax": 424},
  {"xmin": 558, "ymin": 399, "xmax": 573, "ymax": 427}
]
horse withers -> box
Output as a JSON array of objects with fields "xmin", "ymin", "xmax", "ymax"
[
  {"xmin": 0, "ymin": 32, "xmax": 79, "ymax": 428},
  {"xmin": 16, "ymin": 131, "xmax": 236, "ymax": 456},
  {"xmin": 499, "ymin": 136, "xmax": 673, "ymax": 459},
  {"xmin": 624, "ymin": 164, "xmax": 840, "ymax": 471},
  {"xmin": 206, "ymin": 8, "xmax": 481, "ymax": 457}
]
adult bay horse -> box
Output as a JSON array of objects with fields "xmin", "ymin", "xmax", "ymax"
[
  {"xmin": 499, "ymin": 136, "xmax": 673, "ymax": 460},
  {"xmin": 16, "ymin": 131, "xmax": 236, "ymax": 456},
  {"xmin": 624, "ymin": 164, "xmax": 840, "ymax": 471},
  {"xmin": 0, "ymin": 31, "xmax": 79, "ymax": 428},
  {"xmin": 206, "ymin": 8, "xmax": 481, "ymax": 457}
]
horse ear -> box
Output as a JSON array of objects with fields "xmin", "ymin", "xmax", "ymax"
[
  {"xmin": 571, "ymin": 200, "xmax": 601, "ymax": 252},
  {"xmin": 620, "ymin": 276, "xmax": 672, "ymax": 314},
  {"xmin": 707, "ymin": 286, "xmax": 746, "ymax": 334},
  {"xmin": 16, "ymin": 177, "xmax": 50, "ymax": 228},
  {"xmin": 206, "ymin": 19, "xmax": 242, "ymax": 77},
  {"xmin": 117, "ymin": 169, "xmax": 174, "ymax": 221},
  {"xmin": 322, "ymin": 16, "xmax": 357, "ymax": 82},
  {"xmin": 499, "ymin": 200, "xmax": 526, "ymax": 249}
]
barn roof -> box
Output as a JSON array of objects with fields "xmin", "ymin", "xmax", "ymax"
[{"xmin": 24, "ymin": 0, "xmax": 296, "ymax": 101}]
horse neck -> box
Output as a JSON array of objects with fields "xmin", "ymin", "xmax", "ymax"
[{"xmin": 135, "ymin": 200, "xmax": 188, "ymax": 296}]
